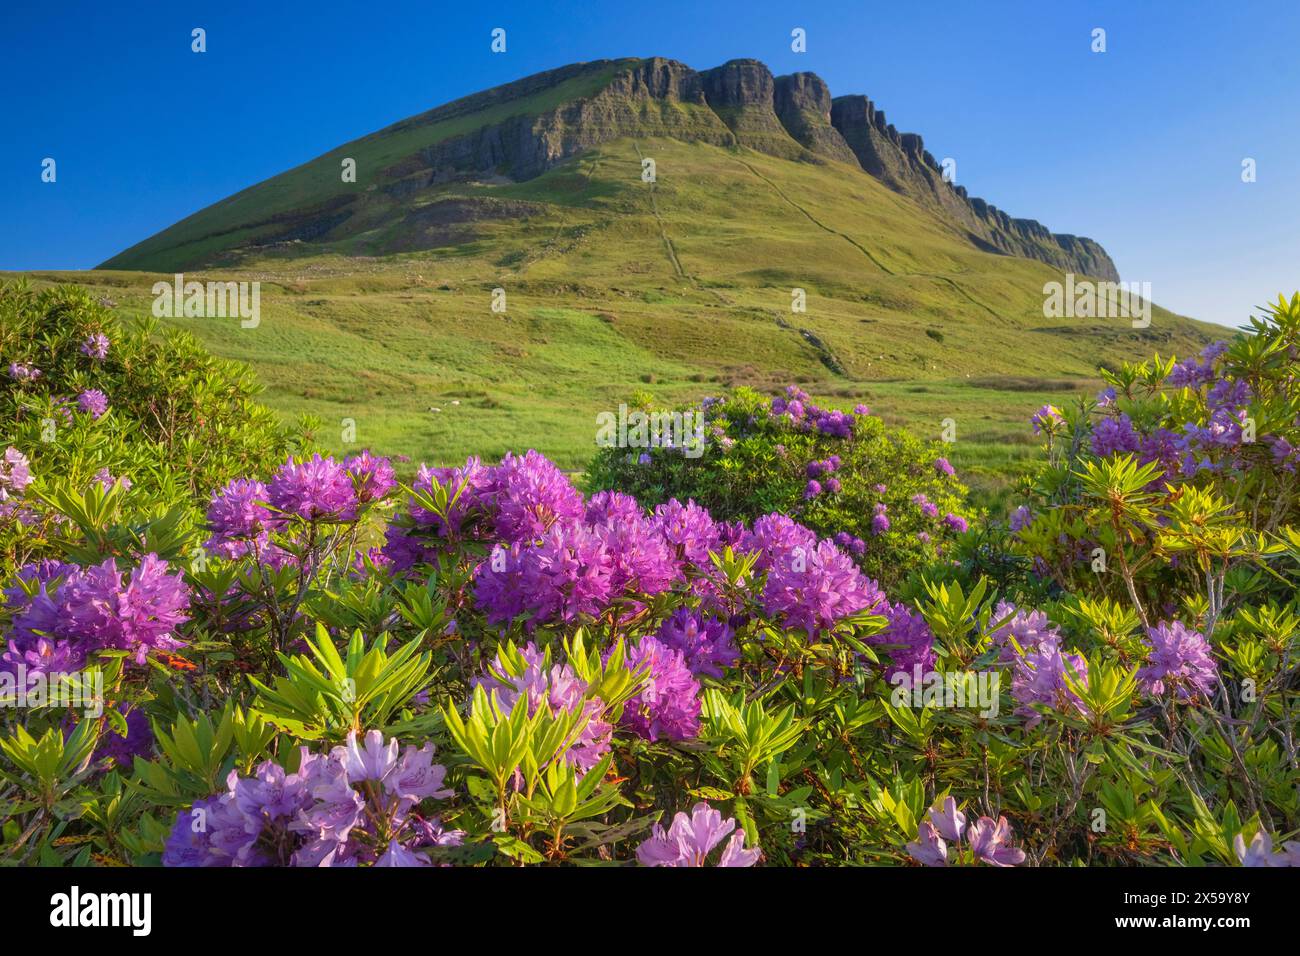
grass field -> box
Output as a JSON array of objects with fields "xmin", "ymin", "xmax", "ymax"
[{"xmin": 11, "ymin": 136, "xmax": 1224, "ymax": 513}]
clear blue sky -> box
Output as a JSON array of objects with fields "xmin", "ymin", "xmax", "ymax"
[{"xmin": 3, "ymin": 0, "xmax": 1296, "ymax": 326}]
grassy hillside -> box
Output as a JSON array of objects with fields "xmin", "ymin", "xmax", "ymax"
[
  {"xmin": 100, "ymin": 60, "xmax": 643, "ymax": 272},
  {"xmin": 14, "ymin": 135, "xmax": 1221, "ymax": 508}
]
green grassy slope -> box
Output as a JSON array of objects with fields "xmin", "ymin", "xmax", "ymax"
[
  {"xmin": 16, "ymin": 135, "xmax": 1221, "ymax": 508},
  {"xmin": 99, "ymin": 60, "xmax": 639, "ymax": 271}
]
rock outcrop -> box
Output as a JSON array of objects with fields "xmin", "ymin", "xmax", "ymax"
[
  {"xmin": 700, "ymin": 59, "xmax": 806, "ymax": 160},
  {"xmin": 830, "ymin": 94, "xmax": 1118, "ymax": 280},
  {"xmin": 378, "ymin": 57, "xmax": 1119, "ymax": 280},
  {"xmin": 773, "ymin": 73, "xmax": 858, "ymax": 165}
]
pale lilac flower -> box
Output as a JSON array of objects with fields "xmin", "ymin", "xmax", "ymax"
[
  {"xmin": 906, "ymin": 821, "xmax": 948, "ymax": 866},
  {"xmin": 7, "ymin": 362, "xmax": 40, "ymax": 382},
  {"xmin": 1009, "ymin": 505, "xmax": 1033, "ymax": 532},
  {"xmin": 1234, "ymin": 831, "xmax": 1300, "ymax": 868},
  {"xmin": 0, "ymin": 447, "xmax": 32, "ymax": 500},
  {"xmin": 929, "ymin": 797, "xmax": 966, "ymax": 843},
  {"xmin": 636, "ymin": 802, "xmax": 759, "ymax": 867},
  {"xmin": 967, "ymin": 815, "xmax": 1026, "ymax": 867},
  {"xmin": 474, "ymin": 644, "xmax": 612, "ymax": 773}
]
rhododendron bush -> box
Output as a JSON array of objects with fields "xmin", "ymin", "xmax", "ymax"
[
  {"xmin": 0, "ymin": 287, "xmax": 1297, "ymax": 868},
  {"xmin": 586, "ymin": 385, "xmax": 971, "ymax": 587}
]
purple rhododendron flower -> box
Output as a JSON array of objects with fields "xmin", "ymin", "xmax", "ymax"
[
  {"xmin": 869, "ymin": 601, "xmax": 936, "ymax": 677},
  {"xmin": 654, "ymin": 606, "xmax": 739, "ymax": 678},
  {"xmin": 8, "ymin": 362, "xmax": 40, "ymax": 382},
  {"xmin": 618, "ymin": 636, "xmax": 701, "ymax": 742},
  {"xmin": 345, "ymin": 451, "xmax": 396, "ymax": 503},
  {"xmin": 907, "ymin": 799, "xmax": 1024, "ymax": 867},
  {"xmin": 928, "ymin": 796, "xmax": 966, "ymax": 842},
  {"xmin": 906, "ymin": 821, "xmax": 949, "ymax": 866},
  {"xmin": 758, "ymin": 537, "xmax": 884, "ymax": 639},
  {"xmin": 987, "ymin": 600, "xmax": 1060, "ymax": 663},
  {"xmin": 1138, "ymin": 621, "xmax": 1218, "ymax": 700},
  {"xmin": 268, "ymin": 454, "xmax": 358, "ymax": 521},
  {"xmin": 1234, "ymin": 831, "xmax": 1300, "ymax": 868},
  {"xmin": 934, "ymin": 457, "xmax": 954, "ymax": 477},
  {"xmin": 1167, "ymin": 341, "xmax": 1227, "ymax": 389},
  {"xmin": 77, "ymin": 389, "xmax": 109, "ymax": 419},
  {"xmin": 92, "ymin": 468, "xmax": 131, "ymax": 492},
  {"xmin": 1031, "ymin": 404, "xmax": 1063, "ymax": 434},
  {"xmin": 0, "ymin": 447, "xmax": 32, "ymax": 500},
  {"xmin": 488, "ymin": 449, "xmax": 585, "ymax": 543},
  {"xmin": 967, "ymin": 815, "xmax": 1026, "ymax": 867},
  {"xmin": 1011, "ymin": 637, "xmax": 1088, "ymax": 727},
  {"xmin": 164, "ymin": 731, "xmax": 457, "ymax": 867},
  {"xmin": 1008, "ymin": 506, "xmax": 1033, "ymax": 532},
  {"xmin": 1091, "ymin": 414, "xmax": 1141, "ymax": 457},
  {"xmin": 6, "ymin": 554, "xmax": 190, "ymax": 670},
  {"xmin": 475, "ymin": 643, "xmax": 612, "ymax": 773},
  {"xmin": 650, "ymin": 498, "xmax": 721, "ymax": 568},
  {"xmin": 474, "ymin": 523, "xmax": 614, "ymax": 628},
  {"xmin": 742, "ymin": 513, "xmax": 820, "ymax": 573},
  {"xmin": 408, "ymin": 455, "xmax": 495, "ymax": 540},
  {"xmin": 81, "ymin": 333, "xmax": 110, "ymax": 360},
  {"xmin": 585, "ymin": 490, "xmax": 642, "ymax": 526},
  {"xmin": 64, "ymin": 705, "xmax": 154, "ymax": 768},
  {"xmin": 205, "ymin": 478, "xmax": 276, "ymax": 557},
  {"xmin": 594, "ymin": 510, "xmax": 678, "ymax": 598},
  {"xmin": 636, "ymin": 802, "xmax": 760, "ymax": 867}
]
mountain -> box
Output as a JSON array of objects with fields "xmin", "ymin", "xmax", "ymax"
[
  {"xmin": 80, "ymin": 57, "xmax": 1218, "ymax": 479},
  {"xmin": 102, "ymin": 57, "xmax": 1116, "ymax": 279}
]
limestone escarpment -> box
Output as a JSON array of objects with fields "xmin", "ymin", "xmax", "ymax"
[
  {"xmin": 829, "ymin": 94, "xmax": 1118, "ymax": 280},
  {"xmin": 103, "ymin": 55, "xmax": 1119, "ymax": 280},
  {"xmin": 773, "ymin": 73, "xmax": 858, "ymax": 165},
  {"xmin": 365, "ymin": 57, "xmax": 1120, "ymax": 280}
]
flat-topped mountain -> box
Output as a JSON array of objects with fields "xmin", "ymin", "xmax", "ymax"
[
  {"xmin": 75, "ymin": 57, "xmax": 1220, "ymax": 471},
  {"xmin": 101, "ymin": 57, "xmax": 1116, "ymax": 279}
]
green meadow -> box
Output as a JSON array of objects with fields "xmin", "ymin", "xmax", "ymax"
[{"xmin": 12, "ymin": 137, "xmax": 1222, "ymax": 512}]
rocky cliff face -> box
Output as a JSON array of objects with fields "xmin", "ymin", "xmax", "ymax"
[
  {"xmin": 378, "ymin": 56, "xmax": 1118, "ymax": 280},
  {"xmin": 105, "ymin": 56, "xmax": 1118, "ymax": 280},
  {"xmin": 700, "ymin": 59, "xmax": 805, "ymax": 160},
  {"xmin": 829, "ymin": 94, "xmax": 1118, "ymax": 279},
  {"xmin": 380, "ymin": 58, "xmax": 734, "ymax": 187},
  {"xmin": 773, "ymin": 73, "xmax": 859, "ymax": 166}
]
